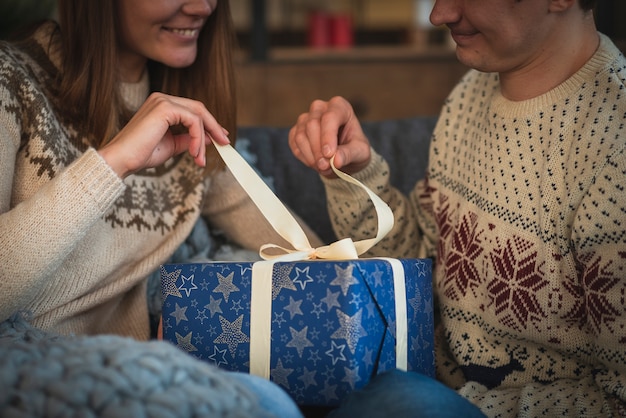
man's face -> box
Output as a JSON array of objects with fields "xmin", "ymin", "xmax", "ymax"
[{"xmin": 430, "ymin": 0, "xmax": 555, "ymax": 75}]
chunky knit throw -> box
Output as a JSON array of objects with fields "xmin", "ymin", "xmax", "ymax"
[{"xmin": 0, "ymin": 313, "xmax": 268, "ymax": 417}]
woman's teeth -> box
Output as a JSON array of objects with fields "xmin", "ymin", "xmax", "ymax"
[{"xmin": 169, "ymin": 28, "xmax": 197, "ymax": 36}]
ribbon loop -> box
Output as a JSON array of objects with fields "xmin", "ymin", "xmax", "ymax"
[{"xmin": 212, "ymin": 143, "xmax": 393, "ymax": 260}]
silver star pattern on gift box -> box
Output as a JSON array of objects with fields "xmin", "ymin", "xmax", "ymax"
[{"xmin": 161, "ymin": 259, "xmax": 434, "ymax": 407}]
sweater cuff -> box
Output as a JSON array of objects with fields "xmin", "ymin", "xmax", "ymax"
[{"xmin": 67, "ymin": 148, "xmax": 126, "ymax": 214}]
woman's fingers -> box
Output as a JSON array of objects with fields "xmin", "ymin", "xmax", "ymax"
[
  {"xmin": 154, "ymin": 93, "xmax": 229, "ymax": 162},
  {"xmin": 99, "ymin": 92, "xmax": 230, "ymax": 178}
]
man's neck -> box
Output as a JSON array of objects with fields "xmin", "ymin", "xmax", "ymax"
[{"xmin": 499, "ymin": 22, "xmax": 600, "ymax": 101}]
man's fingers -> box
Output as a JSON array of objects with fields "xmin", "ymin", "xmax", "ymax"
[
  {"xmin": 288, "ymin": 97, "xmax": 364, "ymax": 177},
  {"xmin": 320, "ymin": 96, "xmax": 354, "ymax": 159}
]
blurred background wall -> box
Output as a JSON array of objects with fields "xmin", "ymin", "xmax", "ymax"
[
  {"xmin": 2, "ymin": 0, "xmax": 622, "ymax": 126},
  {"xmin": 231, "ymin": 0, "xmax": 625, "ymax": 126}
]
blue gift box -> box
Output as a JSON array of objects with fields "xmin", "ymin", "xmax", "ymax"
[{"xmin": 161, "ymin": 258, "xmax": 434, "ymax": 407}]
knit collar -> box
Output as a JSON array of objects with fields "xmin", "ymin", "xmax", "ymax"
[
  {"xmin": 488, "ymin": 32, "xmax": 624, "ymax": 117},
  {"xmin": 120, "ymin": 70, "xmax": 149, "ymax": 112}
]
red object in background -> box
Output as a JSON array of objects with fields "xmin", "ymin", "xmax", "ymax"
[
  {"xmin": 307, "ymin": 11, "xmax": 330, "ymax": 48},
  {"xmin": 308, "ymin": 11, "xmax": 354, "ymax": 49},
  {"xmin": 330, "ymin": 13, "xmax": 353, "ymax": 48}
]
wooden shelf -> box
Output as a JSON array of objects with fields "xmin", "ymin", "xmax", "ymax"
[{"xmin": 257, "ymin": 44, "xmax": 456, "ymax": 63}]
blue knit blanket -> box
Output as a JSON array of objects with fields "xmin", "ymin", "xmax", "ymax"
[{"xmin": 0, "ymin": 313, "xmax": 267, "ymax": 417}]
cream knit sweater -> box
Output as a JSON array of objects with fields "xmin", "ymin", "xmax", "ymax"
[
  {"xmin": 0, "ymin": 22, "xmax": 319, "ymax": 340},
  {"xmin": 323, "ymin": 34, "xmax": 626, "ymax": 417}
]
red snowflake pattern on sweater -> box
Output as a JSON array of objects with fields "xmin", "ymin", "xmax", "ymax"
[
  {"xmin": 563, "ymin": 252, "xmax": 621, "ymax": 335},
  {"xmin": 440, "ymin": 211, "xmax": 484, "ymax": 300},
  {"xmin": 487, "ymin": 235, "xmax": 549, "ymax": 332}
]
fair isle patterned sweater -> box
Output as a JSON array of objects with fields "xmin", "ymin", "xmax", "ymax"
[
  {"xmin": 0, "ymin": 23, "xmax": 314, "ymax": 340},
  {"xmin": 323, "ymin": 34, "xmax": 626, "ymax": 417}
]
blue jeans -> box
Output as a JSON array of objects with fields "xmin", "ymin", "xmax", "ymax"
[{"xmin": 329, "ymin": 370, "xmax": 485, "ymax": 418}]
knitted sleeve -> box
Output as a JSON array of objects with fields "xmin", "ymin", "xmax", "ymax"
[
  {"xmin": 321, "ymin": 149, "xmax": 437, "ymax": 260},
  {"xmin": 0, "ymin": 148, "xmax": 125, "ymax": 321},
  {"xmin": 0, "ymin": 45, "xmax": 126, "ymax": 321},
  {"xmin": 569, "ymin": 146, "xmax": 626, "ymax": 413}
]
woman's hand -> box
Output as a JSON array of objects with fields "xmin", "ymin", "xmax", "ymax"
[
  {"xmin": 288, "ymin": 96, "xmax": 371, "ymax": 178},
  {"xmin": 98, "ymin": 92, "xmax": 230, "ymax": 178}
]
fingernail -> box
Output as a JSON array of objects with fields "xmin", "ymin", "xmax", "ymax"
[{"xmin": 322, "ymin": 145, "xmax": 331, "ymax": 157}]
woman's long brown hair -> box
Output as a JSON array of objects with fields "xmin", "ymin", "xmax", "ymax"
[{"xmin": 56, "ymin": 0, "xmax": 237, "ymax": 170}]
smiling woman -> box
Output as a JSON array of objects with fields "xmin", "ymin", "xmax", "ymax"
[
  {"xmin": 0, "ymin": 1, "xmax": 318, "ymax": 416},
  {"xmin": 0, "ymin": 0, "xmax": 292, "ymax": 339},
  {"xmin": 55, "ymin": 0, "xmax": 238, "ymax": 154},
  {"xmin": 115, "ymin": 0, "xmax": 217, "ymax": 80}
]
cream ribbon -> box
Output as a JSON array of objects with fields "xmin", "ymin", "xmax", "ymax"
[
  {"xmin": 378, "ymin": 257, "xmax": 408, "ymax": 371},
  {"xmin": 213, "ymin": 142, "xmax": 393, "ymax": 260},
  {"xmin": 212, "ymin": 142, "xmax": 408, "ymax": 377}
]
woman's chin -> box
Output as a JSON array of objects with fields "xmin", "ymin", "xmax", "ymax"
[{"xmin": 160, "ymin": 50, "xmax": 198, "ymax": 69}]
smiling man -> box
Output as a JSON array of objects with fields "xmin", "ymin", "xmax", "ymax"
[{"xmin": 288, "ymin": 0, "xmax": 626, "ymax": 416}]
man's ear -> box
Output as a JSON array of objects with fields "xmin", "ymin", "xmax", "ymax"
[{"xmin": 548, "ymin": 0, "xmax": 577, "ymax": 13}]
